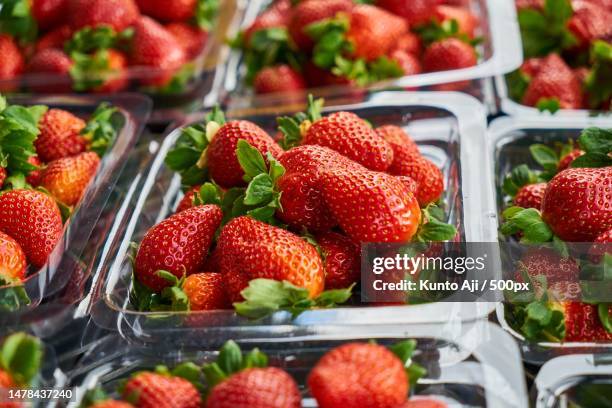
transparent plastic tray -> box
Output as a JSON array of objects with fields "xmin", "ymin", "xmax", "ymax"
[
  {"xmin": 221, "ymin": 0, "xmax": 522, "ymax": 109},
  {"xmin": 488, "ymin": 115, "xmax": 612, "ymax": 365},
  {"xmin": 0, "ymin": 94, "xmax": 151, "ymax": 331},
  {"xmin": 533, "ymin": 354, "xmax": 612, "ymax": 408},
  {"xmin": 89, "ymin": 91, "xmax": 499, "ymax": 343},
  {"xmin": 61, "ymin": 322, "xmax": 528, "ymax": 408}
]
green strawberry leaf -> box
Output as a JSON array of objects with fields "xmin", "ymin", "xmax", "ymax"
[
  {"xmin": 236, "ymin": 139, "xmax": 268, "ymax": 182},
  {"xmin": 331, "ymin": 56, "xmax": 368, "ymax": 86},
  {"xmin": 502, "ymin": 164, "xmax": 540, "ymax": 197},
  {"xmin": 217, "ymin": 340, "xmax": 243, "ymax": 375},
  {"xmin": 536, "ymin": 98, "xmax": 561, "ymax": 114},
  {"xmin": 506, "ymin": 69, "xmax": 532, "ymax": 102},
  {"xmin": 389, "ymin": 339, "xmax": 427, "ymax": 387},
  {"xmin": 193, "ymin": 183, "xmax": 223, "ymax": 206},
  {"xmin": 500, "ymin": 207, "xmax": 554, "ymax": 243},
  {"xmin": 570, "ymin": 127, "xmax": 612, "ymax": 168},
  {"xmin": 82, "ymin": 102, "xmax": 120, "ymax": 156},
  {"xmin": 78, "ymin": 387, "xmax": 109, "ymax": 407},
  {"xmin": 0, "ymin": 284, "xmax": 31, "ymax": 312},
  {"xmin": 195, "ymin": 0, "xmax": 219, "ymax": 30},
  {"xmin": 414, "ymin": 205, "xmax": 457, "ymax": 242},
  {"xmin": 0, "ymin": 0, "xmax": 37, "ymax": 43},
  {"xmin": 205, "ymin": 105, "xmax": 226, "ymax": 126},
  {"xmin": 529, "ymin": 144, "xmax": 559, "ymax": 172},
  {"xmin": 314, "ymin": 284, "xmax": 354, "ymax": 308},
  {"xmin": 367, "ymin": 56, "xmax": 404, "ymax": 83},
  {"xmin": 276, "ymin": 95, "xmax": 323, "ymax": 150},
  {"xmin": 243, "ymin": 348, "xmax": 268, "ymax": 369},
  {"xmin": 244, "ymin": 173, "xmax": 275, "ymax": 205},
  {"xmin": 171, "ymin": 362, "xmax": 204, "ymax": 391},
  {"xmin": 65, "ymin": 26, "xmax": 126, "ymax": 54},
  {"xmin": 0, "ymin": 332, "xmax": 43, "ymax": 386},
  {"xmin": 585, "ymin": 41, "xmax": 612, "ymax": 109},
  {"xmin": 518, "ymin": 0, "xmax": 576, "ymax": 58},
  {"xmin": 598, "ymin": 303, "xmax": 612, "ymax": 333},
  {"xmin": 242, "ymin": 27, "xmax": 301, "ymax": 84},
  {"xmin": 202, "ymin": 340, "xmax": 269, "ymax": 389},
  {"xmin": 307, "ymin": 16, "xmax": 351, "ymax": 69}
]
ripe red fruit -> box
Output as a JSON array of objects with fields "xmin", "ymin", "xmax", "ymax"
[
  {"xmin": 304, "ymin": 111, "xmax": 394, "ymax": 171},
  {"xmin": 137, "ymin": 0, "xmax": 196, "ymax": 22},
  {"xmin": 0, "ymin": 231, "xmax": 27, "ymax": 283},
  {"xmin": 244, "ymin": 1, "xmax": 290, "ymax": 47},
  {"xmin": 397, "ymin": 398, "xmax": 449, "ymax": 408},
  {"xmin": 516, "ymin": 248, "xmax": 580, "ymax": 286},
  {"xmin": 589, "ymin": 228, "xmax": 611, "ymax": 263},
  {"xmin": 347, "ymin": 4, "xmax": 408, "ymax": 61},
  {"xmin": 519, "ymin": 57, "xmax": 544, "ymax": 77},
  {"xmin": 289, "ymin": 0, "xmax": 353, "ymax": 51},
  {"xmin": 254, "ymin": 65, "xmax": 306, "ymax": 94},
  {"xmin": 0, "ymin": 35, "xmax": 25, "ymax": 87},
  {"xmin": 308, "ymin": 342, "xmax": 408, "ymax": 408},
  {"xmin": 25, "ymin": 156, "xmax": 44, "ymax": 186},
  {"xmin": 207, "ymin": 121, "xmax": 283, "ymax": 188},
  {"xmin": 205, "ymin": 367, "xmax": 301, "ymax": 408},
  {"xmin": 375, "ymin": 124, "xmax": 421, "ymax": 174},
  {"xmin": 513, "ymin": 183, "xmax": 547, "ymax": 209},
  {"xmin": 166, "ymin": 22, "xmax": 208, "ymax": 60},
  {"xmin": 182, "ymin": 272, "xmax": 231, "ymax": 310},
  {"xmin": 90, "ymin": 401, "xmax": 135, "ymax": 408},
  {"xmin": 0, "ymin": 168, "xmax": 6, "ymax": 189},
  {"xmin": 434, "ymin": 5, "xmax": 478, "ymax": 38},
  {"xmin": 40, "ymin": 152, "xmax": 100, "ymax": 206},
  {"xmin": 522, "ymin": 54, "xmax": 583, "ymax": 110},
  {"xmin": 217, "ymin": 216, "xmax": 325, "ymax": 301},
  {"xmin": 392, "ymin": 32, "xmax": 422, "ymax": 56},
  {"xmin": 389, "ymin": 50, "xmax": 422, "ymax": 75},
  {"xmin": 541, "ymin": 167, "xmax": 612, "ymax": 242},
  {"xmin": 0, "ymin": 189, "xmax": 63, "ymax": 268},
  {"xmin": 321, "ymin": 167, "xmax": 421, "ymax": 243},
  {"xmin": 135, "ymin": 205, "xmax": 223, "ymax": 292},
  {"xmin": 123, "ymin": 372, "xmax": 201, "ymax": 408},
  {"xmin": 565, "ymin": 302, "xmax": 612, "ymax": 342},
  {"xmin": 303, "ymin": 61, "xmax": 355, "ymax": 87},
  {"xmin": 131, "ymin": 16, "xmax": 187, "ymax": 87},
  {"xmin": 26, "ymin": 49, "xmax": 74, "ymax": 93},
  {"xmin": 35, "ymin": 109, "xmax": 87, "ymax": 163},
  {"xmin": 397, "ymin": 175, "xmax": 418, "ymax": 195},
  {"xmin": 35, "ymin": 25, "xmax": 73, "ymax": 52},
  {"xmin": 567, "ymin": 1, "xmax": 612, "ymax": 49},
  {"xmin": 376, "ymin": 0, "xmax": 442, "ymax": 25},
  {"xmin": 389, "ymin": 155, "xmax": 444, "ymax": 206},
  {"xmin": 31, "ymin": 0, "xmax": 68, "ymax": 30},
  {"xmin": 92, "ymin": 49, "xmax": 129, "ymax": 93},
  {"xmin": 176, "ymin": 185, "xmax": 201, "ymax": 213},
  {"xmin": 422, "ymin": 38, "xmax": 477, "ymax": 73},
  {"xmin": 557, "ymin": 149, "xmax": 584, "ymax": 171},
  {"xmin": 68, "ymin": 0, "xmax": 139, "ymax": 32},
  {"xmin": 0, "ymin": 370, "xmax": 17, "ymax": 390},
  {"xmin": 316, "ymin": 231, "xmax": 360, "ymax": 289}
]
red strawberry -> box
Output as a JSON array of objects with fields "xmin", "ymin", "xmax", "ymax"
[
  {"xmin": 375, "ymin": 125, "xmax": 420, "ymax": 174},
  {"xmin": 388, "ymin": 155, "xmax": 444, "ymax": 206},
  {"xmin": 347, "ymin": 4, "xmax": 408, "ymax": 61},
  {"xmin": 26, "ymin": 156, "xmax": 43, "ymax": 186},
  {"xmin": 134, "ymin": 205, "xmax": 222, "ymax": 292},
  {"xmin": 316, "ymin": 231, "xmax": 360, "ymax": 289},
  {"xmin": 321, "ymin": 167, "xmax": 421, "ymax": 243},
  {"xmin": 205, "ymin": 367, "xmax": 301, "ymax": 408},
  {"xmin": 519, "ymin": 57, "xmax": 544, "ymax": 77},
  {"xmin": 541, "ymin": 167, "xmax": 612, "ymax": 242},
  {"xmin": 35, "ymin": 108, "xmax": 87, "ymax": 163},
  {"xmin": 176, "ymin": 185, "xmax": 201, "ymax": 213},
  {"xmin": 516, "ymin": 0, "xmax": 544, "ymax": 9},
  {"xmin": 392, "ymin": 32, "xmax": 422, "ymax": 56},
  {"xmin": 0, "ymin": 369, "xmax": 17, "ymax": 390},
  {"xmin": 0, "ymin": 231, "xmax": 27, "ymax": 283},
  {"xmin": 564, "ymin": 302, "xmax": 612, "ymax": 342},
  {"xmin": 67, "ymin": 0, "xmax": 139, "ymax": 31},
  {"xmin": 567, "ymin": 1, "xmax": 612, "ymax": 49},
  {"xmin": 253, "ymin": 65, "xmax": 306, "ymax": 94},
  {"xmin": 0, "ymin": 168, "xmax": 6, "ymax": 189},
  {"xmin": 289, "ymin": 0, "xmax": 353, "ymax": 51},
  {"xmin": 90, "ymin": 401, "xmax": 135, "ymax": 408},
  {"xmin": 244, "ymin": 0, "xmax": 291, "ymax": 47},
  {"xmin": 303, "ymin": 61, "xmax": 355, "ymax": 87},
  {"xmin": 557, "ymin": 149, "xmax": 584, "ymax": 171},
  {"xmin": 389, "ymin": 50, "xmax": 422, "ymax": 75},
  {"xmin": 35, "ymin": 25, "xmax": 73, "ymax": 52},
  {"xmin": 513, "ymin": 182, "xmax": 546, "ymax": 209},
  {"xmin": 304, "ymin": 111, "xmax": 394, "ymax": 171},
  {"xmin": 434, "ymin": 5, "xmax": 477, "ymax": 38},
  {"xmin": 308, "ymin": 342, "xmax": 408, "ymax": 408},
  {"xmin": 422, "ymin": 38, "xmax": 477, "ymax": 73},
  {"xmin": 376, "ymin": 0, "xmax": 442, "ymax": 25},
  {"xmin": 397, "ymin": 398, "xmax": 449, "ymax": 408},
  {"xmin": 136, "ymin": 0, "xmax": 196, "ymax": 22},
  {"xmin": 522, "ymin": 54, "xmax": 583, "ymax": 110},
  {"xmin": 516, "ymin": 248, "xmax": 580, "ymax": 286},
  {"xmin": 397, "ymin": 175, "xmax": 418, "ymax": 195},
  {"xmin": 207, "ymin": 121, "xmax": 283, "ymax": 188},
  {"xmin": 166, "ymin": 22, "xmax": 208, "ymax": 59},
  {"xmin": 31, "ymin": 0, "xmax": 68, "ymax": 30},
  {"xmin": 25, "ymin": 48, "xmax": 73, "ymax": 93},
  {"xmin": 0, "ymin": 189, "xmax": 63, "ymax": 268},
  {"xmin": 589, "ymin": 228, "xmax": 611, "ymax": 262},
  {"xmin": 217, "ymin": 216, "xmax": 325, "ymax": 301},
  {"xmin": 91, "ymin": 49, "xmax": 129, "ymax": 93},
  {"xmin": 39, "ymin": 152, "xmax": 100, "ymax": 206},
  {"xmin": 131, "ymin": 16, "xmax": 187, "ymax": 87},
  {"xmin": 123, "ymin": 372, "xmax": 201, "ymax": 408},
  {"xmin": 0, "ymin": 35, "xmax": 24, "ymax": 87},
  {"xmin": 182, "ymin": 272, "xmax": 231, "ymax": 310}
]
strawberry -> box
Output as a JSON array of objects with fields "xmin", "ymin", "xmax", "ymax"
[
  {"xmin": 67, "ymin": 0, "xmax": 140, "ymax": 32},
  {"xmin": 303, "ymin": 111, "xmax": 394, "ymax": 171},
  {"xmin": 557, "ymin": 149, "xmax": 584, "ymax": 171},
  {"xmin": 182, "ymin": 272, "xmax": 231, "ymax": 310},
  {"xmin": 321, "ymin": 167, "xmax": 421, "ymax": 243},
  {"xmin": 91, "ymin": 49, "xmax": 129, "ymax": 93},
  {"xmin": 346, "ymin": 4, "xmax": 408, "ymax": 61},
  {"xmin": 243, "ymin": 0, "xmax": 291, "ymax": 47},
  {"xmin": 522, "ymin": 54, "xmax": 583, "ymax": 110},
  {"xmin": 303, "ymin": 62, "xmax": 355, "ymax": 87},
  {"xmin": 0, "ymin": 168, "xmax": 6, "ymax": 189},
  {"xmin": 253, "ymin": 65, "xmax": 306, "ymax": 94},
  {"xmin": 90, "ymin": 401, "xmax": 134, "ymax": 408},
  {"xmin": 0, "ymin": 189, "xmax": 63, "ymax": 268},
  {"xmin": 217, "ymin": 216, "xmax": 325, "ymax": 301},
  {"xmin": 207, "ymin": 121, "xmax": 283, "ymax": 188},
  {"xmin": 123, "ymin": 372, "xmax": 201, "ymax": 408},
  {"xmin": 388, "ymin": 155, "xmax": 444, "ymax": 206},
  {"xmin": 516, "ymin": 248, "xmax": 580, "ymax": 286},
  {"xmin": 519, "ymin": 57, "xmax": 544, "ymax": 77},
  {"xmin": 31, "ymin": 0, "xmax": 68, "ymax": 30},
  {"xmin": 589, "ymin": 228, "xmax": 611, "ymax": 262},
  {"xmin": 513, "ymin": 183, "xmax": 546, "ymax": 209},
  {"xmin": 376, "ymin": 0, "xmax": 442, "ymax": 25},
  {"xmin": 0, "ymin": 231, "xmax": 27, "ymax": 283},
  {"xmin": 136, "ymin": 0, "xmax": 196, "ymax": 22},
  {"xmin": 397, "ymin": 175, "xmax": 418, "ymax": 195},
  {"xmin": 397, "ymin": 398, "xmax": 449, "ymax": 408},
  {"xmin": 166, "ymin": 22, "xmax": 208, "ymax": 60},
  {"xmin": 134, "ymin": 205, "xmax": 222, "ymax": 292},
  {"xmin": 375, "ymin": 125, "xmax": 420, "ymax": 174},
  {"xmin": 35, "ymin": 25, "xmax": 73, "ymax": 52},
  {"xmin": 289, "ymin": 0, "xmax": 353, "ymax": 51},
  {"xmin": 39, "ymin": 151, "xmax": 100, "ymax": 206},
  {"xmin": 35, "ymin": 108, "xmax": 87, "ymax": 163},
  {"xmin": 176, "ymin": 185, "xmax": 201, "ymax": 213},
  {"xmin": 205, "ymin": 367, "xmax": 301, "ymax": 408},
  {"xmin": 0, "ymin": 35, "xmax": 25, "ymax": 87},
  {"xmin": 392, "ymin": 32, "xmax": 422, "ymax": 56},
  {"xmin": 541, "ymin": 167, "xmax": 612, "ymax": 242},
  {"xmin": 564, "ymin": 302, "xmax": 612, "ymax": 341},
  {"xmin": 434, "ymin": 5, "xmax": 477, "ymax": 38},
  {"xmin": 308, "ymin": 342, "xmax": 408, "ymax": 408},
  {"xmin": 316, "ymin": 231, "xmax": 360, "ymax": 289},
  {"xmin": 389, "ymin": 50, "xmax": 422, "ymax": 75},
  {"xmin": 422, "ymin": 38, "xmax": 477, "ymax": 73},
  {"xmin": 25, "ymin": 49, "xmax": 73, "ymax": 93},
  {"xmin": 130, "ymin": 16, "xmax": 187, "ymax": 87},
  {"xmin": 567, "ymin": 1, "xmax": 612, "ymax": 49}
]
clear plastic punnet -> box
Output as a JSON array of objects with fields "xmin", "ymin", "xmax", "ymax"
[
  {"xmin": 0, "ymin": 94, "xmax": 151, "ymax": 333},
  {"xmin": 88, "ymin": 91, "xmax": 499, "ymax": 343},
  {"xmin": 220, "ymin": 0, "xmax": 523, "ymax": 109},
  {"xmin": 533, "ymin": 354, "xmax": 612, "ymax": 408},
  {"xmin": 488, "ymin": 115, "xmax": 612, "ymax": 365},
  {"xmin": 61, "ymin": 322, "xmax": 528, "ymax": 408}
]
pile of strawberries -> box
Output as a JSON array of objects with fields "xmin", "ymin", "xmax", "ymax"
[
  {"xmin": 81, "ymin": 339, "xmax": 448, "ymax": 408},
  {"xmin": 0, "ymin": 0, "xmax": 218, "ymax": 94},
  {"xmin": 500, "ymin": 127, "xmax": 612, "ymax": 342},
  {"xmin": 129, "ymin": 96, "xmax": 456, "ymax": 316},
  {"xmin": 507, "ymin": 0, "xmax": 611, "ymax": 111},
  {"xmin": 234, "ymin": 0, "xmax": 480, "ymax": 94},
  {"xmin": 0, "ymin": 96, "xmax": 118, "ymax": 291}
]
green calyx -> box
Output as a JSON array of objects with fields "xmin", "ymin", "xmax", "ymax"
[
  {"xmin": 413, "ymin": 204, "xmax": 457, "ymax": 243},
  {"xmin": 501, "ymin": 164, "xmax": 541, "ymax": 197},
  {"xmin": 506, "ymin": 69, "xmax": 531, "ymax": 102},
  {"xmin": 195, "ymin": 0, "xmax": 220, "ymax": 31},
  {"xmin": 584, "ymin": 41, "xmax": 612, "ymax": 109},
  {"xmin": 202, "ymin": 340, "xmax": 268, "ymax": 390},
  {"xmin": 388, "ymin": 339, "xmax": 427, "ymax": 387},
  {"xmin": 0, "ymin": 0, "xmax": 37, "ymax": 43},
  {"xmin": 0, "ymin": 332, "xmax": 43, "ymax": 387},
  {"xmin": 414, "ymin": 18, "xmax": 481, "ymax": 47},
  {"xmin": 81, "ymin": 103, "xmax": 119, "ymax": 156},
  {"xmin": 536, "ymin": 98, "xmax": 561, "ymax": 114},
  {"xmin": 233, "ymin": 278, "xmax": 354, "ymax": 319},
  {"xmin": 277, "ymin": 94, "xmax": 323, "ymax": 149},
  {"xmin": 570, "ymin": 127, "xmax": 612, "ymax": 168},
  {"xmin": 65, "ymin": 26, "xmax": 133, "ymax": 55}
]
